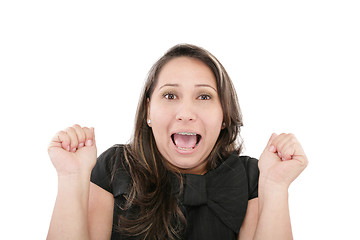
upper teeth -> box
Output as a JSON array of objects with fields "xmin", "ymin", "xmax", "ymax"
[{"xmin": 177, "ymin": 132, "xmax": 196, "ymax": 136}]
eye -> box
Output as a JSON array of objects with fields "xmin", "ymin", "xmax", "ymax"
[
  {"xmin": 198, "ymin": 94, "xmax": 211, "ymax": 100},
  {"xmin": 163, "ymin": 93, "xmax": 177, "ymax": 100}
]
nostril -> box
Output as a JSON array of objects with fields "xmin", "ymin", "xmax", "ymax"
[{"xmin": 176, "ymin": 113, "xmax": 195, "ymax": 122}]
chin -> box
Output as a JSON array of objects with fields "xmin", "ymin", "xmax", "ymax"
[
  {"xmin": 158, "ymin": 139, "xmax": 210, "ymax": 173},
  {"xmin": 166, "ymin": 155, "xmax": 207, "ymax": 174}
]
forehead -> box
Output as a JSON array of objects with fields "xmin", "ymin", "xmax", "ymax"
[{"xmin": 156, "ymin": 56, "xmax": 217, "ymax": 88}]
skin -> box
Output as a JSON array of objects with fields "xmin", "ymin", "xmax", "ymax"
[
  {"xmin": 47, "ymin": 57, "xmax": 308, "ymax": 240},
  {"xmin": 147, "ymin": 56, "xmax": 224, "ymax": 174}
]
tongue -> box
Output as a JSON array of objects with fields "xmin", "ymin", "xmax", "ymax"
[{"xmin": 173, "ymin": 134, "xmax": 197, "ymax": 148}]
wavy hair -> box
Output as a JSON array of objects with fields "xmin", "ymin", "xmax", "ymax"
[{"xmin": 115, "ymin": 44, "xmax": 244, "ymax": 239}]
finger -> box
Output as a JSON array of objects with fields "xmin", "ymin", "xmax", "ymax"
[
  {"xmin": 73, "ymin": 124, "xmax": 86, "ymax": 148},
  {"xmin": 280, "ymin": 136, "xmax": 298, "ymax": 160},
  {"xmin": 272, "ymin": 133, "xmax": 291, "ymax": 160},
  {"xmin": 283, "ymin": 135, "xmax": 306, "ymax": 161},
  {"xmin": 266, "ymin": 133, "xmax": 278, "ymax": 152},
  {"xmin": 83, "ymin": 127, "xmax": 95, "ymax": 147},
  {"xmin": 65, "ymin": 127, "xmax": 79, "ymax": 152},
  {"xmin": 274, "ymin": 133, "xmax": 300, "ymax": 160},
  {"xmin": 49, "ymin": 130, "xmax": 71, "ymax": 151},
  {"xmin": 270, "ymin": 133, "xmax": 289, "ymax": 153}
]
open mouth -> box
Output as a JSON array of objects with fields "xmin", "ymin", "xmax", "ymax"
[{"xmin": 171, "ymin": 132, "xmax": 202, "ymax": 150}]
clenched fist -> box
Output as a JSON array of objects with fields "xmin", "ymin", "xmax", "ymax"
[
  {"xmin": 48, "ymin": 124, "xmax": 97, "ymax": 176},
  {"xmin": 259, "ymin": 133, "xmax": 308, "ymax": 189}
]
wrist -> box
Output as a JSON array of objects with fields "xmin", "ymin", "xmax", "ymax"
[
  {"xmin": 259, "ymin": 176, "xmax": 289, "ymax": 196},
  {"xmin": 57, "ymin": 170, "xmax": 92, "ymax": 180},
  {"xmin": 57, "ymin": 173, "xmax": 91, "ymax": 194},
  {"xmin": 258, "ymin": 177, "xmax": 290, "ymax": 214}
]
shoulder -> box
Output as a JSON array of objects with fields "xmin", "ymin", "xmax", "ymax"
[
  {"xmin": 97, "ymin": 144, "xmax": 129, "ymax": 172},
  {"xmin": 91, "ymin": 144, "xmax": 130, "ymax": 194},
  {"xmin": 239, "ymin": 156, "xmax": 259, "ymax": 177},
  {"xmin": 219, "ymin": 153, "xmax": 259, "ymax": 199},
  {"xmin": 221, "ymin": 153, "xmax": 259, "ymax": 175},
  {"xmin": 98, "ymin": 144, "xmax": 126, "ymax": 163},
  {"xmin": 239, "ymin": 155, "xmax": 259, "ymax": 200}
]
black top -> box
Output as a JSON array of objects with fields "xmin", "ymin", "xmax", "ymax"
[{"xmin": 91, "ymin": 144, "xmax": 259, "ymax": 240}]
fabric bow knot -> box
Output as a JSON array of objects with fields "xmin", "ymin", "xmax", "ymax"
[{"xmin": 174, "ymin": 154, "xmax": 253, "ymax": 233}]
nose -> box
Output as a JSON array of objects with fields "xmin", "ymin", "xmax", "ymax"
[{"xmin": 176, "ymin": 100, "xmax": 197, "ymax": 122}]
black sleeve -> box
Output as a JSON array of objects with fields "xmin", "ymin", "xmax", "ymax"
[
  {"xmin": 243, "ymin": 156, "xmax": 260, "ymax": 200},
  {"xmin": 90, "ymin": 145, "xmax": 120, "ymax": 194}
]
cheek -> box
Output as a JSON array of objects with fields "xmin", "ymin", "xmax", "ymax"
[
  {"xmin": 150, "ymin": 105, "xmax": 173, "ymax": 133},
  {"xmin": 150, "ymin": 106, "xmax": 170, "ymax": 124},
  {"xmin": 203, "ymin": 105, "xmax": 223, "ymax": 126}
]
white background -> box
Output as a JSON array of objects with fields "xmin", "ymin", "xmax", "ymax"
[{"xmin": 1, "ymin": 1, "xmax": 359, "ymax": 239}]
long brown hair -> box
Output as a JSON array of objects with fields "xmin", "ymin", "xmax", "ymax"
[{"xmin": 115, "ymin": 44, "xmax": 244, "ymax": 239}]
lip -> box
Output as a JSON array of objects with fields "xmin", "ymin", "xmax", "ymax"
[
  {"xmin": 170, "ymin": 130, "xmax": 202, "ymax": 155},
  {"xmin": 171, "ymin": 129, "xmax": 201, "ymax": 136}
]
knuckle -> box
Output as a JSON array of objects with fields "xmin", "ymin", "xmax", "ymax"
[
  {"xmin": 289, "ymin": 141, "xmax": 297, "ymax": 149},
  {"xmin": 57, "ymin": 130, "xmax": 66, "ymax": 136},
  {"xmin": 299, "ymin": 158, "xmax": 309, "ymax": 168},
  {"xmin": 78, "ymin": 134, "xmax": 86, "ymax": 142},
  {"xmin": 66, "ymin": 127, "xmax": 75, "ymax": 133},
  {"xmin": 57, "ymin": 131, "xmax": 68, "ymax": 140},
  {"xmin": 84, "ymin": 127, "xmax": 92, "ymax": 136},
  {"xmin": 290, "ymin": 133, "xmax": 297, "ymax": 140},
  {"xmin": 288, "ymin": 133, "xmax": 297, "ymax": 142},
  {"xmin": 75, "ymin": 126, "xmax": 86, "ymax": 140}
]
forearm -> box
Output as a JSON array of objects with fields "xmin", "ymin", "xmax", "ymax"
[
  {"xmin": 47, "ymin": 173, "xmax": 91, "ymax": 240},
  {"xmin": 253, "ymin": 178, "xmax": 293, "ymax": 240}
]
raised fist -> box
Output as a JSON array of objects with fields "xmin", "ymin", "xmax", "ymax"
[
  {"xmin": 48, "ymin": 124, "xmax": 97, "ymax": 176},
  {"xmin": 259, "ymin": 133, "xmax": 308, "ymax": 188}
]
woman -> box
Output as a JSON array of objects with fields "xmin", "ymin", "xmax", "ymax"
[{"xmin": 47, "ymin": 44, "xmax": 308, "ymax": 239}]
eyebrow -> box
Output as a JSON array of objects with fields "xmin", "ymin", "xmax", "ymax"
[
  {"xmin": 159, "ymin": 83, "xmax": 217, "ymax": 92},
  {"xmin": 195, "ymin": 84, "xmax": 217, "ymax": 92}
]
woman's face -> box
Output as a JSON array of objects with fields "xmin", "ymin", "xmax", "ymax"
[{"xmin": 147, "ymin": 57, "xmax": 223, "ymax": 174}]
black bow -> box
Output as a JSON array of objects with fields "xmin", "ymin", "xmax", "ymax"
[{"xmin": 173, "ymin": 154, "xmax": 250, "ymax": 233}]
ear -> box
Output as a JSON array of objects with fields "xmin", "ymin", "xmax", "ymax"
[{"xmin": 221, "ymin": 122, "xmax": 226, "ymax": 129}]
